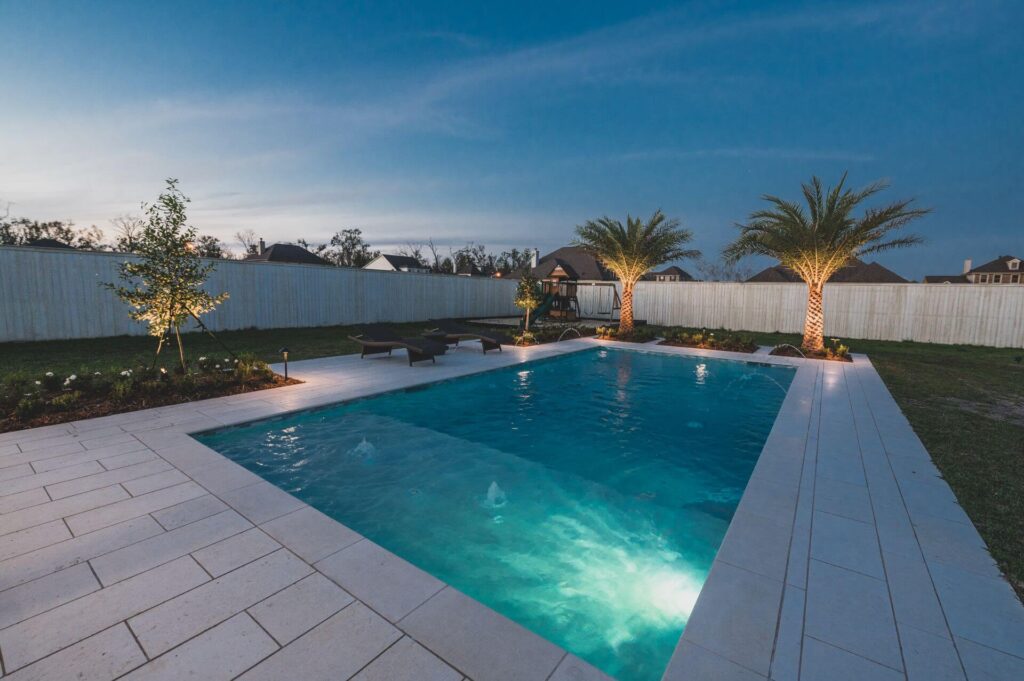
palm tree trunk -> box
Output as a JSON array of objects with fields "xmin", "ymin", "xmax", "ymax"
[
  {"xmin": 802, "ymin": 283, "xmax": 825, "ymax": 352},
  {"xmin": 619, "ymin": 282, "xmax": 635, "ymax": 335}
]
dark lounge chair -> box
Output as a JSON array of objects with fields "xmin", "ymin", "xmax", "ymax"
[
  {"xmin": 348, "ymin": 325, "xmax": 448, "ymax": 365},
  {"xmin": 424, "ymin": 319, "xmax": 514, "ymax": 353}
]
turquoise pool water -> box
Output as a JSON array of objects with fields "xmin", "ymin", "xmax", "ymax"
[{"xmin": 197, "ymin": 347, "xmax": 794, "ymax": 681}]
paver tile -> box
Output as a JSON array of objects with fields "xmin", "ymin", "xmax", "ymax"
[
  {"xmin": 0, "ymin": 515, "xmax": 164, "ymax": 591},
  {"xmin": 0, "ymin": 485, "xmax": 129, "ymax": 536},
  {"xmin": 316, "ymin": 539, "xmax": 443, "ymax": 622},
  {"xmin": 0, "ymin": 487, "xmax": 50, "ymax": 515},
  {"xmin": 99, "ymin": 449, "xmax": 159, "ymax": 470},
  {"xmin": 929, "ymin": 561, "xmax": 1024, "ymax": 658},
  {"xmin": 713, "ymin": 509, "xmax": 791, "ymax": 582},
  {"xmin": 238, "ymin": 603, "xmax": 400, "ymax": 681},
  {"xmin": 0, "ymin": 562, "xmax": 100, "ymax": 629},
  {"xmin": 0, "ymin": 624, "xmax": 146, "ymax": 681},
  {"xmin": 219, "ymin": 480, "xmax": 306, "ymax": 524},
  {"xmin": 65, "ymin": 481, "xmax": 206, "ymax": 535},
  {"xmin": 192, "ymin": 527, "xmax": 281, "ymax": 577},
  {"xmin": 899, "ymin": 624, "xmax": 966, "ymax": 681},
  {"xmin": 261, "ymin": 505, "xmax": 361, "ymax": 563},
  {"xmin": 248, "ymin": 572, "xmax": 353, "ymax": 644},
  {"xmin": 150, "ymin": 494, "xmax": 228, "ymax": 530},
  {"xmin": 882, "ymin": 550, "xmax": 951, "ymax": 638},
  {"xmin": 0, "ymin": 461, "xmax": 104, "ymax": 497},
  {"xmin": 0, "ymin": 519, "xmax": 71, "ymax": 562},
  {"xmin": 187, "ymin": 459, "xmax": 263, "ymax": 494},
  {"xmin": 0, "ymin": 555, "xmax": 209, "ymax": 671},
  {"xmin": 45, "ymin": 459, "xmax": 169, "ymax": 500},
  {"xmin": 122, "ymin": 469, "xmax": 191, "ymax": 496},
  {"xmin": 120, "ymin": 613, "xmax": 278, "ymax": 681},
  {"xmin": 352, "ymin": 636, "xmax": 463, "ymax": 681},
  {"xmin": 800, "ymin": 636, "xmax": 903, "ymax": 681},
  {"xmin": 681, "ymin": 561, "xmax": 783, "ymax": 676},
  {"xmin": 769, "ymin": 585, "xmax": 805, "ymax": 681},
  {"xmin": 810, "ymin": 510, "xmax": 884, "ymax": 579},
  {"xmin": 90, "ymin": 509, "xmax": 251, "ymax": 585},
  {"xmin": 663, "ymin": 641, "xmax": 766, "ymax": 681},
  {"xmin": 956, "ymin": 636, "xmax": 1024, "ymax": 681},
  {"xmin": 401, "ymin": 587, "xmax": 564, "ymax": 681},
  {"xmin": 804, "ymin": 560, "xmax": 902, "ymax": 671},
  {"xmin": 129, "ymin": 548, "xmax": 312, "ymax": 657}
]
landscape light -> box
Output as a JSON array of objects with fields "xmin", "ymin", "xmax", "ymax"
[{"xmin": 279, "ymin": 347, "xmax": 290, "ymax": 379}]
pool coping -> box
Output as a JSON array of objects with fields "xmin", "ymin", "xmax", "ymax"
[{"xmin": 0, "ymin": 338, "xmax": 1020, "ymax": 680}]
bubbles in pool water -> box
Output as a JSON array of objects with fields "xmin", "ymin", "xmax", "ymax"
[
  {"xmin": 347, "ymin": 437, "xmax": 376, "ymax": 460},
  {"xmin": 483, "ymin": 481, "xmax": 508, "ymax": 509}
]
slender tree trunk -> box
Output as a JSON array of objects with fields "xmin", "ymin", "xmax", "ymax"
[
  {"xmin": 173, "ymin": 324, "xmax": 187, "ymax": 373},
  {"xmin": 525, "ymin": 308, "xmax": 531, "ymax": 332},
  {"xmin": 802, "ymin": 282, "xmax": 825, "ymax": 352},
  {"xmin": 619, "ymin": 282, "xmax": 635, "ymax": 335}
]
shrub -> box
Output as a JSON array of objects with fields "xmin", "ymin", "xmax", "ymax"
[
  {"xmin": 40, "ymin": 371, "xmax": 62, "ymax": 392},
  {"xmin": 234, "ymin": 354, "xmax": 272, "ymax": 382},
  {"xmin": 15, "ymin": 395, "xmax": 45, "ymax": 419},
  {"xmin": 110, "ymin": 379, "xmax": 134, "ymax": 403},
  {"xmin": 50, "ymin": 391, "xmax": 81, "ymax": 411}
]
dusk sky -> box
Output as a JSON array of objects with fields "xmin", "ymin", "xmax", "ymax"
[{"xmin": 2, "ymin": 0, "xmax": 1022, "ymax": 279}]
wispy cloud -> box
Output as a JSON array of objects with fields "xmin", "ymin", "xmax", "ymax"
[{"xmin": 612, "ymin": 148, "xmax": 876, "ymax": 163}]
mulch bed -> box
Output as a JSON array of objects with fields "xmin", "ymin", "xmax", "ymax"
[
  {"xmin": 1, "ymin": 375, "xmax": 300, "ymax": 434},
  {"xmin": 770, "ymin": 345, "xmax": 852, "ymax": 362},
  {"xmin": 658, "ymin": 340, "xmax": 757, "ymax": 353}
]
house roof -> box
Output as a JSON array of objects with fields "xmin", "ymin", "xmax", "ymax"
[
  {"xmin": 245, "ymin": 243, "xmax": 330, "ymax": 266},
  {"xmin": 375, "ymin": 254, "xmax": 429, "ymax": 270},
  {"xmin": 646, "ymin": 265, "xmax": 694, "ymax": 280},
  {"xmin": 25, "ymin": 238, "xmax": 75, "ymax": 250},
  {"xmin": 968, "ymin": 255, "xmax": 1022, "ymax": 273},
  {"xmin": 923, "ymin": 274, "xmax": 969, "ymax": 284},
  {"xmin": 746, "ymin": 258, "xmax": 908, "ymax": 284},
  {"xmin": 531, "ymin": 246, "xmax": 613, "ymax": 281}
]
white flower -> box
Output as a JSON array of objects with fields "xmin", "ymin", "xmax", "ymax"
[
  {"xmin": 215, "ymin": 364, "xmax": 221, "ymax": 369},
  {"xmin": 45, "ymin": 371, "xmax": 53, "ymax": 377},
  {"xmin": 68, "ymin": 374, "xmax": 77, "ymax": 381},
  {"xmin": 199, "ymin": 356, "xmax": 207, "ymax": 362},
  {"xmin": 93, "ymin": 371, "xmax": 101, "ymax": 376},
  {"xmin": 120, "ymin": 370, "xmax": 132, "ymax": 377},
  {"xmin": 159, "ymin": 367, "xmax": 168, "ymax": 375},
  {"xmin": 34, "ymin": 380, "xmax": 41, "ymax": 386}
]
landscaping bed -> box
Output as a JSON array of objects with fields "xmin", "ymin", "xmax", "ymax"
[
  {"xmin": 657, "ymin": 328, "xmax": 758, "ymax": 353},
  {"xmin": 770, "ymin": 341, "xmax": 852, "ymax": 362},
  {"xmin": 1, "ymin": 356, "xmax": 297, "ymax": 433}
]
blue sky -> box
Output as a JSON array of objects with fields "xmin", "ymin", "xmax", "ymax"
[{"xmin": 1, "ymin": 0, "xmax": 1021, "ymax": 278}]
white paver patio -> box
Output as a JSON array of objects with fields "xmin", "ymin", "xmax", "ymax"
[{"xmin": 0, "ymin": 337, "xmax": 1020, "ymax": 680}]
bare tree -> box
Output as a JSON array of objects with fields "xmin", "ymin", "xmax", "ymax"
[
  {"xmin": 235, "ymin": 228, "xmax": 260, "ymax": 256},
  {"xmin": 110, "ymin": 214, "xmax": 146, "ymax": 252},
  {"xmin": 695, "ymin": 257, "xmax": 755, "ymax": 282}
]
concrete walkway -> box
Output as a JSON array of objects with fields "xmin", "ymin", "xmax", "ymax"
[{"xmin": 0, "ymin": 338, "xmax": 1020, "ymax": 680}]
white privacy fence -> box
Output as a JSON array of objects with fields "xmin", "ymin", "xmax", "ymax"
[
  {"xmin": 575, "ymin": 281, "xmax": 1024, "ymax": 348},
  {"xmin": 0, "ymin": 247, "xmax": 519, "ymax": 342}
]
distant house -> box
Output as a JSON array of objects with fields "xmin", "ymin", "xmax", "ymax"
[
  {"xmin": 925, "ymin": 256, "xmax": 1023, "ymax": 285},
  {"xmin": 746, "ymin": 258, "xmax": 907, "ymax": 284},
  {"xmin": 532, "ymin": 246, "xmax": 614, "ymax": 281},
  {"xmin": 456, "ymin": 262, "xmax": 482, "ymax": 277},
  {"xmin": 644, "ymin": 265, "xmax": 694, "ymax": 282},
  {"xmin": 25, "ymin": 238, "xmax": 76, "ymax": 250},
  {"xmin": 245, "ymin": 240, "xmax": 331, "ymax": 266},
  {"xmin": 363, "ymin": 254, "xmax": 432, "ymax": 274}
]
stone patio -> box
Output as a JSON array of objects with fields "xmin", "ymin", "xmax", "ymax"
[{"xmin": 0, "ymin": 338, "xmax": 1021, "ymax": 680}]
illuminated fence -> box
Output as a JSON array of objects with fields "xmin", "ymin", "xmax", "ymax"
[
  {"xmin": 3, "ymin": 247, "xmax": 1022, "ymax": 347},
  {"xmin": 575, "ymin": 280, "xmax": 1024, "ymax": 348},
  {"xmin": 0, "ymin": 247, "xmax": 519, "ymax": 342}
]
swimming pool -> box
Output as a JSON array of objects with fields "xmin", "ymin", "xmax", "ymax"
[{"xmin": 197, "ymin": 347, "xmax": 795, "ymax": 681}]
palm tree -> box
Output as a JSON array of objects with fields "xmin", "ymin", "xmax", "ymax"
[
  {"xmin": 574, "ymin": 210, "xmax": 699, "ymax": 335},
  {"xmin": 724, "ymin": 174, "xmax": 928, "ymax": 353}
]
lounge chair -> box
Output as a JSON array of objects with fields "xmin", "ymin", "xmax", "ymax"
[
  {"xmin": 424, "ymin": 319, "xmax": 514, "ymax": 353},
  {"xmin": 348, "ymin": 325, "xmax": 448, "ymax": 365}
]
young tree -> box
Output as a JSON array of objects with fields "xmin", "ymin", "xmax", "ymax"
[
  {"xmin": 193, "ymin": 235, "xmax": 226, "ymax": 259},
  {"xmin": 724, "ymin": 174, "xmax": 928, "ymax": 352},
  {"xmin": 515, "ymin": 274, "xmax": 544, "ymax": 331},
  {"xmin": 574, "ymin": 210, "xmax": 699, "ymax": 335},
  {"xmin": 105, "ymin": 179, "xmax": 229, "ymax": 371}
]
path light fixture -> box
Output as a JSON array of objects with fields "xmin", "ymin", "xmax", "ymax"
[{"xmin": 279, "ymin": 347, "xmax": 289, "ymax": 379}]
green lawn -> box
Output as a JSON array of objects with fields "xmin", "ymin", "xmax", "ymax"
[{"xmin": 2, "ymin": 323, "xmax": 1021, "ymax": 597}]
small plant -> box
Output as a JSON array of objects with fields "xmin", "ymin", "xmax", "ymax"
[
  {"xmin": 50, "ymin": 391, "xmax": 81, "ymax": 411},
  {"xmin": 110, "ymin": 379, "xmax": 134, "ymax": 403},
  {"xmin": 235, "ymin": 354, "xmax": 272, "ymax": 382},
  {"xmin": 15, "ymin": 395, "xmax": 45, "ymax": 419},
  {"xmin": 825, "ymin": 337, "xmax": 851, "ymax": 361},
  {"xmin": 514, "ymin": 330, "xmax": 537, "ymax": 346},
  {"xmin": 596, "ymin": 325, "xmax": 618, "ymax": 339},
  {"xmin": 40, "ymin": 371, "xmax": 61, "ymax": 392}
]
